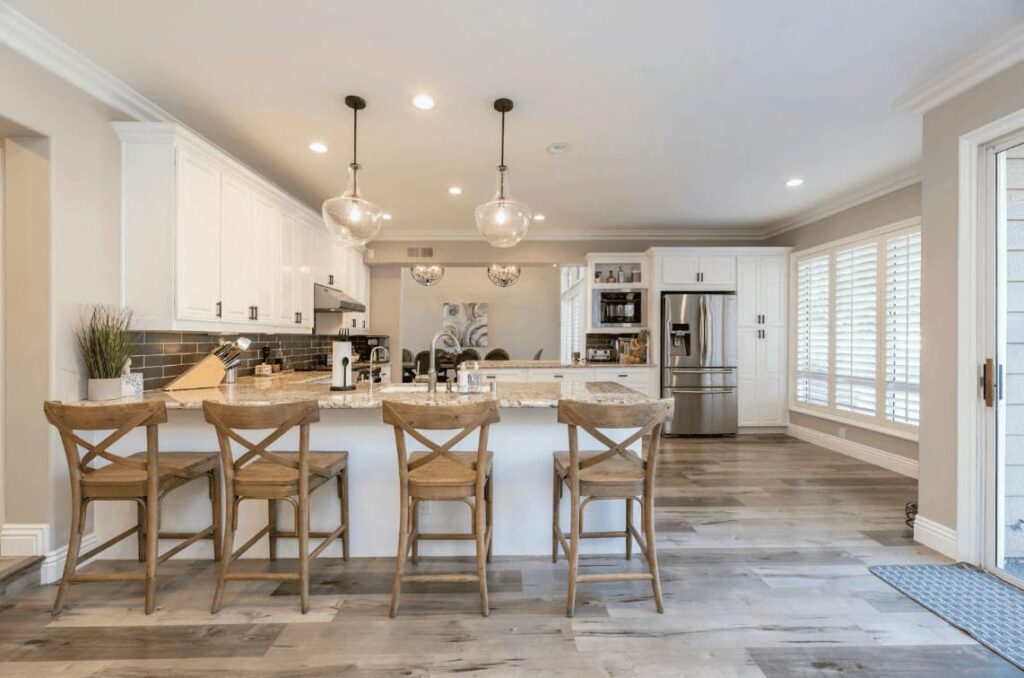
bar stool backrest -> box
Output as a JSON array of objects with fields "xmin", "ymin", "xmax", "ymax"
[
  {"xmin": 202, "ymin": 401, "xmax": 319, "ymax": 480},
  {"xmin": 44, "ymin": 400, "xmax": 169, "ymax": 483},
  {"xmin": 382, "ymin": 400, "xmax": 500, "ymax": 487},
  {"xmin": 556, "ymin": 399, "xmax": 672, "ymax": 486}
]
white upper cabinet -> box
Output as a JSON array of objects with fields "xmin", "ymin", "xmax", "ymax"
[
  {"xmin": 660, "ymin": 254, "xmax": 736, "ymax": 287},
  {"xmin": 116, "ymin": 122, "xmax": 322, "ymax": 333},
  {"xmin": 736, "ymin": 255, "xmax": 786, "ymax": 326},
  {"xmin": 174, "ymin": 151, "xmax": 222, "ymax": 322}
]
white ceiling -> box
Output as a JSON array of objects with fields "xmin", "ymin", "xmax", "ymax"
[{"xmin": 8, "ymin": 0, "xmax": 1024, "ymax": 239}]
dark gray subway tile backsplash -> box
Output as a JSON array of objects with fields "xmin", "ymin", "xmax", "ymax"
[{"xmin": 129, "ymin": 331, "xmax": 384, "ymax": 391}]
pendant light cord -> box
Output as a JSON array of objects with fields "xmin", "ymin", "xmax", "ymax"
[
  {"xmin": 351, "ymin": 106, "xmax": 359, "ymax": 193},
  {"xmin": 498, "ymin": 110, "xmax": 506, "ymax": 200}
]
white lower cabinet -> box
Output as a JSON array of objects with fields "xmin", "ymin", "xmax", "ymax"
[
  {"xmin": 479, "ymin": 369, "xmax": 527, "ymax": 383},
  {"xmin": 528, "ymin": 369, "xmax": 590, "ymax": 383},
  {"xmin": 737, "ymin": 326, "xmax": 787, "ymax": 427},
  {"xmin": 477, "ymin": 366, "xmax": 655, "ymax": 395}
]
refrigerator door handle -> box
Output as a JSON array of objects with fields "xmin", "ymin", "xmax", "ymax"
[
  {"xmin": 699, "ymin": 295, "xmax": 708, "ymax": 366},
  {"xmin": 668, "ymin": 388, "xmax": 735, "ymax": 395}
]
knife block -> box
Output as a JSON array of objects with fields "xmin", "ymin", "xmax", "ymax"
[{"xmin": 162, "ymin": 354, "xmax": 227, "ymax": 391}]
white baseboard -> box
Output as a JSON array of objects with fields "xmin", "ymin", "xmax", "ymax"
[
  {"xmin": 914, "ymin": 515, "xmax": 958, "ymax": 559},
  {"xmin": 786, "ymin": 423, "xmax": 919, "ymax": 479},
  {"xmin": 1, "ymin": 523, "xmax": 98, "ymax": 584}
]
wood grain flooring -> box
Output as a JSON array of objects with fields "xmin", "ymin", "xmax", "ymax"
[{"xmin": 0, "ymin": 434, "xmax": 1014, "ymax": 676}]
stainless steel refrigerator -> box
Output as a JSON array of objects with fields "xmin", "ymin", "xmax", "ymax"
[{"xmin": 661, "ymin": 293, "xmax": 738, "ymax": 436}]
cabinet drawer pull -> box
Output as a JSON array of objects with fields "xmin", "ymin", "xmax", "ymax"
[
  {"xmin": 216, "ymin": 301, "xmax": 222, "ymax": 318},
  {"xmin": 328, "ymin": 274, "xmax": 334, "ymax": 286},
  {"xmin": 617, "ymin": 374, "xmax": 629, "ymax": 378}
]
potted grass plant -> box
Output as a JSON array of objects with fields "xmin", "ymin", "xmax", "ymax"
[{"xmin": 75, "ymin": 305, "xmax": 134, "ymax": 401}]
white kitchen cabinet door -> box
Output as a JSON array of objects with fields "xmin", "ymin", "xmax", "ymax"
[
  {"xmin": 219, "ymin": 173, "xmax": 254, "ymax": 324},
  {"xmin": 293, "ymin": 223, "xmax": 315, "ymax": 328},
  {"xmin": 737, "ymin": 327, "xmax": 760, "ymax": 426},
  {"xmin": 251, "ymin": 192, "xmax": 279, "ymax": 324},
  {"xmin": 313, "ymin": 229, "xmax": 333, "ymax": 287},
  {"xmin": 737, "ymin": 325, "xmax": 787, "ymax": 426},
  {"xmin": 276, "ymin": 212, "xmax": 296, "ymax": 325},
  {"xmin": 758, "ymin": 255, "xmax": 786, "ymax": 326},
  {"xmin": 699, "ymin": 256, "xmax": 736, "ymax": 286},
  {"xmin": 480, "ymin": 369, "xmax": 526, "ymax": 383},
  {"xmin": 175, "ymin": 151, "xmax": 222, "ymax": 322},
  {"xmin": 661, "ymin": 255, "xmax": 702, "ymax": 285},
  {"xmin": 736, "ymin": 256, "xmax": 760, "ymax": 326}
]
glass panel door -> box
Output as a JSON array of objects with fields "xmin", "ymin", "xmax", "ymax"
[{"xmin": 992, "ymin": 141, "xmax": 1024, "ymax": 583}]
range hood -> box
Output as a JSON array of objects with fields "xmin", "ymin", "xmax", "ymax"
[{"xmin": 314, "ymin": 283, "xmax": 366, "ymax": 313}]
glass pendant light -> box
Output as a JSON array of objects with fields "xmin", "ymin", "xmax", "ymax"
[
  {"xmin": 487, "ymin": 264, "xmax": 521, "ymax": 288},
  {"xmin": 410, "ymin": 265, "xmax": 445, "ymax": 286},
  {"xmin": 475, "ymin": 98, "xmax": 532, "ymax": 248},
  {"xmin": 323, "ymin": 95, "xmax": 384, "ymax": 245}
]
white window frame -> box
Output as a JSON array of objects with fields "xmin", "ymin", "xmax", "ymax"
[{"xmin": 789, "ymin": 216, "xmax": 921, "ymax": 442}]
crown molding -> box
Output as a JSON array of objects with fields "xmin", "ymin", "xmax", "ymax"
[
  {"xmin": 0, "ymin": 1, "xmax": 175, "ymax": 122},
  {"xmin": 761, "ymin": 167, "xmax": 921, "ymax": 239},
  {"xmin": 373, "ymin": 225, "xmax": 765, "ymax": 243},
  {"xmin": 894, "ymin": 22, "xmax": 1024, "ymax": 115}
]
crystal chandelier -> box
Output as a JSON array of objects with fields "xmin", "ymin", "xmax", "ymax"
[
  {"xmin": 322, "ymin": 95, "xmax": 384, "ymax": 245},
  {"xmin": 487, "ymin": 264, "xmax": 521, "ymax": 288},
  {"xmin": 475, "ymin": 98, "xmax": 532, "ymax": 248},
  {"xmin": 410, "ymin": 265, "xmax": 445, "ymax": 287}
]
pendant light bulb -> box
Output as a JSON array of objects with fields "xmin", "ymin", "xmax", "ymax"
[
  {"xmin": 322, "ymin": 95, "xmax": 385, "ymax": 245},
  {"xmin": 475, "ymin": 98, "xmax": 532, "ymax": 248}
]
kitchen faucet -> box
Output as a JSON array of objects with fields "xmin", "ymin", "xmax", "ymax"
[
  {"xmin": 428, "ymin": 330, "xmax": 461, "ymax": 393},
  {"xmin": 368, "ymin": 346, "xmax": 388, "ymax": 394}
]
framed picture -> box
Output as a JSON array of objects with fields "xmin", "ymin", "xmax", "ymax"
[{"xmin": 442, "ymin": 302, "xmax": 489, "ymax": 347}]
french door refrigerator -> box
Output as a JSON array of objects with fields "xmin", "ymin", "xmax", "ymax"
[{"xmin": 661, "ymin": 292, "xmax": 738, "ymax": 436}]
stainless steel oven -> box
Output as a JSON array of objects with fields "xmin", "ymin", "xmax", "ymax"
[{"xmin": 592, "ymin": 289, "xmax": 645, "ymax": 329}]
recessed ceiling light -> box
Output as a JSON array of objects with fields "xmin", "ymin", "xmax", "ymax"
[
  {"xmin": 412, "ymin": 94, "xmax": 435, "ymax": 110},
  {"xmin": 309, "ymin": 141, "xmax": 328, "ymax": 154},
  {"xmin": 382, "ymin": 213, "xmax": 392, "ymax": 220},
  {"xmin": 547, "ymin": 142, "xmax": 571, "ymax": 155},
  {"xmin": 448, "ymin": 186, "xmax": 462, "ymax": 195},
  {"xmin": 533, "ymin": 214, "xmax": 546, "ymax": 221},
  {"xmin": 785, "ymin": 177, "xmax": 804, "ymax": 188}
]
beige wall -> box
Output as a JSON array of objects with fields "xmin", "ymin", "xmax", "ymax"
[
  {"xmin": 368, "ymin": 266, "xmax": 403, "ymax": 379},
  {"xmin": 919, "ymin": 61, "xmax": 1024, "ymax": 531},
  {"xmin": 766, "ymin": 183, "xmax": 922, "ymax": 463},
  {"xmin": 1, "ymin": 47, "xmax": 124, "ymax": 550},
  {"xmin": 767, "ymin": 184, "xmax": 921, "ymax": 251},
  {"xmin": 398, "ymin": 265, "xmax": 560, "ymax": 361}
]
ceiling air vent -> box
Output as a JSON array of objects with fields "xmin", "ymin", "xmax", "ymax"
[{"xmin": 406, "ymin": 247, "xmax": 435, "ymax": 260}]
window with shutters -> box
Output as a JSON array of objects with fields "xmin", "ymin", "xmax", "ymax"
[
  {"xmin": 795, "ymin": 255, "xmax": 830, "ymax": 406},
  {"xmin": 560, "ymin": 267, "xmax": 585, "ymax": 363},
  {"xmin": 790, "ymin": 220, "xmax": 920, "ymax": 437},
  {"xmin": 884, "ymin": 231, "xmax": 921, "ymax": 425}
]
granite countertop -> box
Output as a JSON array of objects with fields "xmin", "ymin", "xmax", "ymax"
[
  {"xmin": 65, "ymin": 372, "xmax": 662, "ymax": 410},
  {"xmin": 465, "ymin": 360, "xmax": 656, "ymax": 369}
]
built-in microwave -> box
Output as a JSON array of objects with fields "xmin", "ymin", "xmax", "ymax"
[{"xmin": 592, "ymin": 289, "xmax": 645, "ymax": 329}]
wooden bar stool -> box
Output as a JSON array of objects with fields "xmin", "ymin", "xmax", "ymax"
[
  {"xmin": 551, "ymin": 399, "xmax": 672, "ymax": 616},
  {"xmin": 202, "ymin": 400, "xmax": 348, "ymax": 614},
  {"xmin": 382, "ymin": 399, "xmax": 499, "ymax": 617},
  {"xmin": 44, "ymin": 400, "xmax": 221, "ymax": 615}
]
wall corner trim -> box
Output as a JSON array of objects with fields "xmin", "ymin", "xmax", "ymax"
[
  {"xmin": 786, "ymin": 423, "xmax": 919, "ymax": 479},
  {"xmin": 913, "ymin": 516, "xmax": 958, "ymax": 560},
  {"xmin": 1, "ymin": 523, "xmax": 98, "ymax": 585},
  {"xmin": 894, "ymin": 23, "xmax": 1024, "ymax": 115}
]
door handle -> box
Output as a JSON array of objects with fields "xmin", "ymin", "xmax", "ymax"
[
  {"xmin": 669, "ymin": 388, "xmax": 734, "ymax": 395},
  {"xmin": 983, "ymin": 358, "xmax": 996, "ymax": 408}
]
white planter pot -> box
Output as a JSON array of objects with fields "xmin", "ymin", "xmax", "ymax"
[{"xmin": 88, "ymin": 378, "xmax": 123, "ymax": 401}]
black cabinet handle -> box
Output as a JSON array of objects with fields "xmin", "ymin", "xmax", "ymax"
[
  {"xmin": 254, "ymin": 305, "xmax": 259, "ymax": 321},
  {"xmin": 216, "ymin": 301, "xmax": 222, "ymax": 318},
  {"xmin": 328, "ymin": 274, "xmax": 334, "ymax": 286}
]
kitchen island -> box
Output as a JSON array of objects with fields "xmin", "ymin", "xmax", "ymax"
[{"xmin": 76, "ymin": 374, "xmax": 666, "ymax": 561}]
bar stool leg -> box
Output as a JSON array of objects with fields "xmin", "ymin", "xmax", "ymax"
[
  {"xmin": 625, "ymin": 498, "xmax": 633, "ymax": 560},
  {"xmin": 209, "ymin": 470, "xmax": 222, "ymax": 562},
  {"xmin": 136, "ymin": 501, "xmax": 146, "ymax": 562},
  {"xmin": 339, "ymin": 468, "xmax": 350, "ymax": 561},
  {"xmin": 53, "ymin": 490, "xmax": 84, "ymax": 616},
  {"xmin": 551, "ymin": 463, "xmax": 560, "ymax": 563},
  {"xmin": 642, "ymin": 488, "xmax": 664, "ymax": 613},
  {"xmin": 144, "ymin": 475, "xmax": 160, "ymax": 614},
  {"xmin": 410, "ymin": 499, "xmax": 420, "ymax": 564},
  {"xmin": 298, "ymin": 472, "xmax": 310, "ymax": 614},
  {"xmin": 268, "ymin": 499, "xmax": 278, "ymax": 560},
  {"xmin": 475, "ymin": 486, "xmax": 489, "ymax": 616},
  {"xmin": 566, "ymin": 483, "xmax": 580, "ymax": 618},
  {"xmin": 485, "ymin": 473, "xmax": 494, "ymax": 564},
  {"xmin": 211, "ymin": 494, "xmax": 236, "ymax": 613},
  {"xmin": 390, "ymin": 491, "xmax": 410, "ymax": 618}
]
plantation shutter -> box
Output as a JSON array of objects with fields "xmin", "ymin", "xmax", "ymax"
[
  {"xmin": 796, "ymin": 254, "xmax": 830, "ymax": 406},
  {"xmin": 885, "ymin": 231, "xmax": 921, "ymax": 424},
  {"xmin": 834, "ymin": 243, "xmax": 878, "ymax": 416}
]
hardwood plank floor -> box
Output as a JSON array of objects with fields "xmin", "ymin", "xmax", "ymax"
[{"xmin": 0, "ymin": 434, "xmax": 1011, "ymax": 676}]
